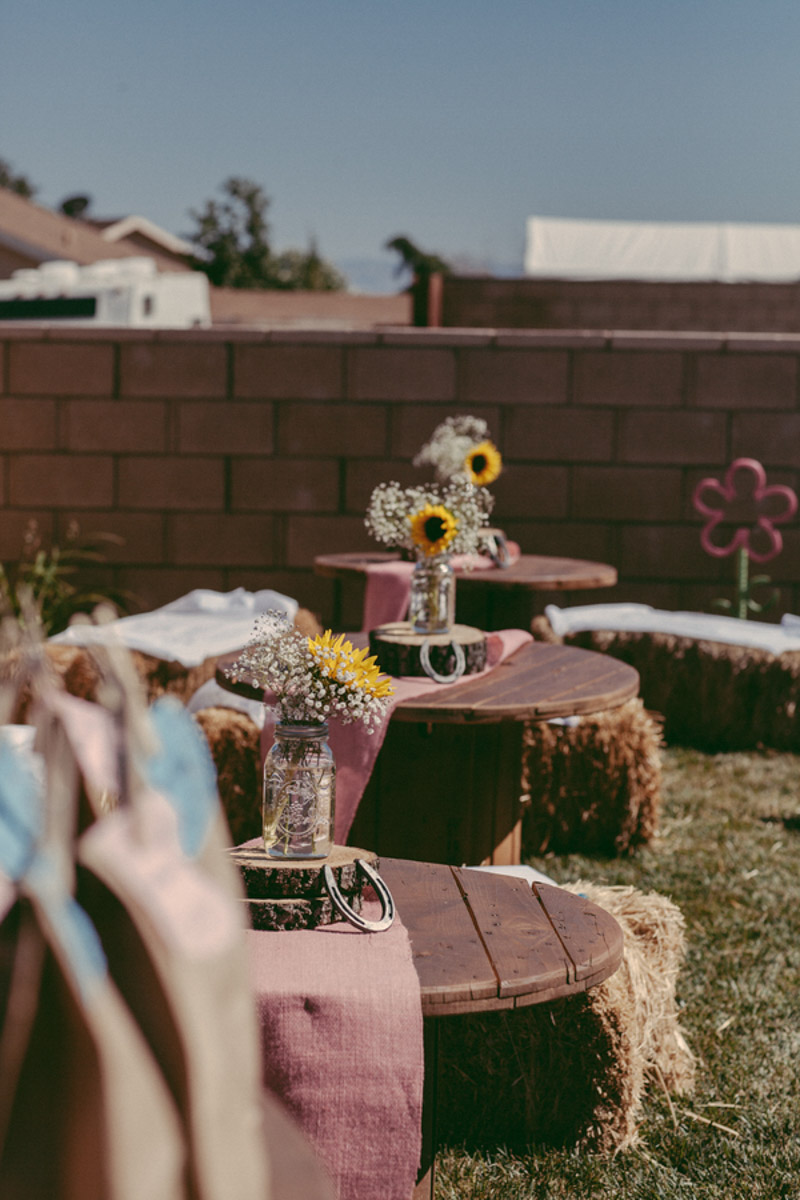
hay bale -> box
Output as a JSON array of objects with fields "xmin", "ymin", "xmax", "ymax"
[
  {"xmin": 522, "ymin": 698, "xmax": 663, "ymax": 856},
  {"xmin": 436, "ymin": 880, "xmax": 694, "ymax": 1153},
  {"xmin": 531, "ymin": 615, "xmax": 800, "ymax": 753},
  {"xmin": 193, "ymin": 707, "xmax": 262, "ymax": 845}
]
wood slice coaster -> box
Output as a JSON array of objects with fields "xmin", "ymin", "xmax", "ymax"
[
  {"xmin": 246, "ymin": 892, "xmax": 364, "ymax": 932},
  {"xmin": 369, "ymin": 622, "xmax": 487, "ymax": 678},
  {"xmin": 230, "ymin": 844, "xmax": 379, "ymax": 930}
]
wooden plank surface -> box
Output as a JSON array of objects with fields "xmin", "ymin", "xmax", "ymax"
[
  {"xmin": 378, "ymin": 859, "xmax": 499, "ymax": 1009},
  {"xmin": 390, "ymin": 640, "xmax": 639, "ymax": 724},
  {"xmin": 533, "ymin": 882, "xmax": 624, "ymax": 989},
  {"xmin": 450, "ymin": 868, "xmax": 571, "ymax": 1000},
  {"xmin": 380, "ymin": 859, "xmax": 624, "ymax": 1017},
  {"xmin": 217, "ymin": 640, "xmax": 639, "ymax": 726},
  {"xmin": 313, "ymin": 552, "xmax": 617, "ymax": 592}
]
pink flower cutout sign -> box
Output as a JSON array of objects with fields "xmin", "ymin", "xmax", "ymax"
[{"xmin": 692, "ymin": 458, "xmax": 797, "ymax": 565}]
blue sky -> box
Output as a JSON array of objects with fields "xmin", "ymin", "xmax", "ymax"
[{"xmin": 4, "ymin": 0, "xmax": 800, "ymax": 289}]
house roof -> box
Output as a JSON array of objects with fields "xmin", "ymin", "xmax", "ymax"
[
  {"xmin": 87, "ymin": 214, "xmax": 196, "ymax": 258},
  {"xmin": 0, "ymin": 189, "xmax": 192, "ymax": 275},
  {"xmin": 524, "ymin": 215, "xmax": 800, "ymax": 282}
]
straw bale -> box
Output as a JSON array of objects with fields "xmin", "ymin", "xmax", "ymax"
[
  {"xmin": 193, "ymin": 707, "xmax": 262, "ymax": 845},
  {"xmin": 436, "ymin": 880, "xmax": 694, "ymax": 1153},
  {"xmin": 522, "ymin": 698, "xmax": 663, "ymax": 856},
  {"xmin": 531, "ymin": 615, "xmax": 800, "ymax": 752}
]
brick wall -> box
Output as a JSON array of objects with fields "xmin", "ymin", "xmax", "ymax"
[
  {"xmin": 2, "ymin": 325, "xmax": 800, "ymax": 630},
  {"xmin": 441, "ymin": 276, "xmax": 800, "ymax": 333}
]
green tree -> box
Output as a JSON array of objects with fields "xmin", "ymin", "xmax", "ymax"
[
  {"xmin": 187, "ymin": 177, "xmax": 345, "ymax": 291},
  {"xmin": 59, "ymin": 194, "xmax": 92, "ymax": 219},
  {"xmin": 0, "ymin": 157, "xmax": 37, "ymax": 199},
  {"xmin": 270, "ymin": 239, "xmax": 347, "ymax": 292},
  {"xmin": 385, "ymin": 235, "xmax": 451, "ymax": 284}
]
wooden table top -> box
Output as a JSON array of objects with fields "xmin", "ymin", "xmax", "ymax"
[
  {"xmin": 380, "ymin": 858, "xmax": 623, "ymax": 1017},
  {"xmin": 313, "ymin": 551, "xmax": 618, "ymax": 592},
  {"xmin": 216, "ymin": 638, "xmax": 639, "ymax": 726}
]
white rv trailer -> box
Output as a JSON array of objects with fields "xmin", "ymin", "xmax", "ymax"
[{"xmin": 0, "ymin": 257, "xmax": 211, "ymax": 327}]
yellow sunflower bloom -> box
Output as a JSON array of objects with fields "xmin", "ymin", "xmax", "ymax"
[
  {"xmin": 464, "ymin": 440, "xmax": 502, "ymax": 486},
  {"xmin": 308, "ymin": 630, "xmax": 394, "ymax": 698},
  {"xmin": 408, "ymin": 503, "xmax": 459, "ymax": 557}
]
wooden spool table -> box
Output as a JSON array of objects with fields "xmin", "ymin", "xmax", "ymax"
[
  {"xmin": 379, "ymin": 858, "xmax": 625, "ymax": 1199},
  {"xmin": 217, "ymin": 639, "xmax": 640, "ymax": 867},
  {"xmin": 314, "ymin": 551, "xmax": 619, "ymax": 632},
  {"xmin": 351, "ymin": 637, "xmax": 639, "ymax": 865}
]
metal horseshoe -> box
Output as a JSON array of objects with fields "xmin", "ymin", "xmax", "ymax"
[
  {"xmin": 419, "ymin": 638, "xmax": 466, "ymax": 684},
  {"xmin": 322, "ymin": 858, "xmax": 395, "ymax": 933}
]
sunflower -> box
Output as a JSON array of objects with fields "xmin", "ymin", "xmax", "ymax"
[
  {"xmin": 308, "ymin": 630, "xmax": 393, "ymax": 698},
  {"xmin": 464, "ymin": 440, "xmax": 502, "ymax": 486},
  {"xmin": 408, "ymin": 503, "xmax": 459, "ymax": 557}
]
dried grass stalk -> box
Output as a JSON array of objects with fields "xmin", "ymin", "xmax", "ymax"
[
  {"xmin": 522, "ymin": 698, "xmax": 663, "ymax": 856},
  {"xmin": 531, "ymin": 616, "xmax": 800, "ymax": 752},
  {"xmin": 436, "ymin": 880, "xmax": 694, "ymax": 1153},
  {"xmin": 193, "ymin": 707, "xmax": 262, "ymax": 845}
]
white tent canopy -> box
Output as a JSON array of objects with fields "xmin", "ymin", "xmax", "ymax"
[{"xmin": 524, "ymin": 216, "xmax": 800, "ymax": 282}]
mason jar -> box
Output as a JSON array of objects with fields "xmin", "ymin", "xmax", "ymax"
[
  {"xmin": 262, "ymin": 723, "xmax": 335, "ymax": 858},
  {"xmin": 408, "ymin": 554, "xmax": 456, "ymax": 634}
]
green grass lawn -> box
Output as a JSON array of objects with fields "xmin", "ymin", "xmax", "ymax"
[{"xmin": 435, "ymin": 747, "xmax": 800, "ymax": 1199}]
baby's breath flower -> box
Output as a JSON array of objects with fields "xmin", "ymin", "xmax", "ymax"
[
  {"xmin": 224, "ymin": 611, "xmax": 393, "ymax": 730},
  {"xmin": 365, "ymin": 476, "xmax": 492, "ymax": 557},
  {"xmin": 414, "ymin": 414, "xmax": 503, "ymax": 486}
]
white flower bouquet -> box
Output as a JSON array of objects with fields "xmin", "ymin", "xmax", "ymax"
[
  {"xmin": 225, "ymin": 611, "xmax": 393, "ymax": 731},
  {"xmin": 364, "ymin": 476, "xmax": 493, "ymax": 559},
  {"xmin": 413, "ymin": 415, "xmax": 503, "ymax": 486}
]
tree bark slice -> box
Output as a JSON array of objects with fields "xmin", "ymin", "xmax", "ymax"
[
  {"xmin": 243, "ymin": 892, "xmax": 365, "ymax": 932},
  {"xmin": 369, "ymin": 622, "xmax": 487, "ymax": 678},
  {"xmin": 230, "ymin": 843, "xmax": 378, "ymax": 899}
]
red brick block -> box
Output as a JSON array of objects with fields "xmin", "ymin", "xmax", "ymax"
[
  {"xmin": 116, "ymin": 567, "xmax": 227, "ymax": 613},
  {"xmin": 56, "ymin": 511, "xmax": 166, "ymax": 563},
  {"xmin": 0, "ymin": 398, "xmax": 58, "ymax": 449},
  {"xmin": 491, "ymin": 464, "xmax": 569, "ymax": 519},
  {"xmin": 65, "ymin": 400, "xmax": 167, "ymax": 452},
  {"xmin": 460, "ymin": 348, "xmax": 569, "ymax": 405},
  {"xmin": 231, "ymin": 458, "xmax": 339, "ymax": 512},
  {"xmin": 278, "ymin": 402, "xmax": 387, "ymax": 457},
  {"xmin": 619, "ymin": 411, "xmax": 727, "ymax": 464},
  {"xmin": 345, "ymin": 459, "xmax": 424, "ymax": 512},
  {"xmin": 233, "ymin": 568, "xmax": 331, "ymax": 618},
  {"xmin": 170, "ymin": 514, "xmax": 277, "ymax": 566},
  {"xmin": 572, "ymin": 466, "xmax": 683, "ymax": 520},
  {"xmin": 389, "ymin": 403, "xmax": 501, "ymax": 458},
  {"xmin": 500, "ymin": 519, "xmax": 613, "ymax": 563},
  {"xmin": 177, "ymin": 400, "xmax": 274, "ymax": 454},
  {"xmin": 694, "ymin": 353, "xmax": 797, "ymax": 409},
  {"xmin": 506, "ymin": 407, "xmax": 614, "ymax": 461},
  {"xmin": 234, "ymin": 344, "xmax": 344, "ymax": 400},
  {"xmin": 120, "ymin": 342, "xmax": 227, "ymax": 398},
  {"xmin": 9, "ymin": 342, "xmax": 114, "ymax": 396},
  {"xmin": 619, "ymin": 525, "xmax": 727, "ymax": 580},
  {"xmin": 0, "ymin": 510, "xmax": 54, "ymax": 560},
  {"xmin": 286, "ymin": 516, "xmax": 374, "ymax": 567},
  {"xmin": 606, "ymin": 580, "xmax": 682, "ymax": 611},
  {"xmin": 118, "ymin": 456, "xmax": 225, "ymax": 510},
  {"xmin": 731, "ymin": 413, "xmax": 800, "ymax": 467},
  {"xmin": 574, "ymin": 350, "xmax": 684, "ymax": 406},
  {"xmin": 9, "ymin": 455, "xmax": 113, "ymax": 507},
  {"xmin": 348, "ymin": 348, "xmax": 456, "ymax": 401}
]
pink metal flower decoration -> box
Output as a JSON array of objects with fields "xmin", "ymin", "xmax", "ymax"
[{"xmin": 692, "ymin": 457, "xmax": 797, "ymax": 564}]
